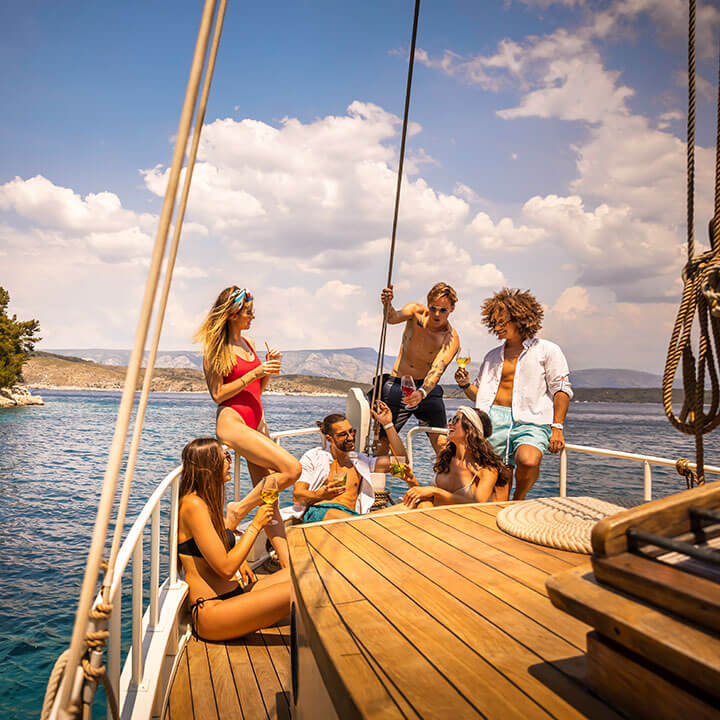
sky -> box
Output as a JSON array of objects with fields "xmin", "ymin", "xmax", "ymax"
[{"xmin": 2, "ymin": 0, "xmax": 720, "ymax": 373}]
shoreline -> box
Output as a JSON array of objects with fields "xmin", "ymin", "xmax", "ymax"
[{"xmin": 24, "ymin": 384, "xmax": 347, "ymax": 398}]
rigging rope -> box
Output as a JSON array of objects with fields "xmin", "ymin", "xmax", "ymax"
[
  {"xmin": 663, "ymin": 0, "xmax": 720, "ymax": 487},
  {"xmin": 367, "ymin": 0, "xmax": 421, "ymax": 452},
  {"xmin": 47, "ymin": 2, "xmax": 223, "ymax": 717}
]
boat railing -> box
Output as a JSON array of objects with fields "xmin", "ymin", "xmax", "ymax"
[
  {"xmin": 405, "ymin": 426, "xmax": 720, "ymax": 501},
  {"xmin": 105, "ymin": 431, "xmax": 318, "ymax": 719}
]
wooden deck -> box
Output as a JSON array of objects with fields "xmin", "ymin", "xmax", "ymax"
[
  {"xmin": 164, "ymin": 622, "xmax": 291, "ymax": 720},
  {"xmin": 289, "ymin": 502, "xmax": 622, "ymax": 719}
]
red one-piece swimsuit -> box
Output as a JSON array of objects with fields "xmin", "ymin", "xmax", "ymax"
[{"xmin": 220, "ymin": 344, "xmax": 263, "ymax": 430}]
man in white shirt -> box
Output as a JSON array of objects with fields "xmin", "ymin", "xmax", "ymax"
[
  {"xmin": 292, "ymin": 401, "xmax": 414, "ymax": 523},
  {"xmin": 455, "ymin": 288, "xmax": 572, "ymax": 500}
]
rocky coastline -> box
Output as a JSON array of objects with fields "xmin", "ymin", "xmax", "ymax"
[{"xmin": 0, "ymin": 385, "xmax": 44, "ymax": 408}]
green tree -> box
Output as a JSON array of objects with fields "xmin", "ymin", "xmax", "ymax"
[{"xmin": 0, "ymin": 286, "xmax": 41, "ymax": 388}]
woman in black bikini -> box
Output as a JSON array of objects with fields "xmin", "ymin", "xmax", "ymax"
[{"xmin": 178, "ymin": 438, "xmax": 290, "ymax": 640}]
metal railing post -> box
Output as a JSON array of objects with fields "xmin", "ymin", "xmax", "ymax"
[
  {"xmin": 150, "ymin": 505, "xmax": 160, "ymax": 628},
  {"xmin": 643, "ymin": 461, "xmax": 652, "ymax": 502},
  {"xmin": 169, "ymin": 476, "xmax": 179, "ymax": 587},
  {"xmin": 131, "ymin": 541, "xmax": 143, "ymax": 687},
  {"xmin": 107, "ymin": 583, "xmax": 121, "ymax": 719},
  {"xmin": 234, "ymin": 450, "xmax": 241, "ymax": 502},
  {"xmin": 559, "ymin": 448, "xmax": 567, "ymax": 497}
]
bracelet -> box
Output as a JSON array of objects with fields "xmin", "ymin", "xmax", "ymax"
[
  {"xmin": 458, "ymin": 383, "xmax": 470, "ymax": 389},
  {"xmin": 551, "ymin": 423, "xmax": 564, "ymax": 430},
  {"xmin": 418, "ymin": 387, "xmax": 427, "ymax": 398},
  {"xmin": 383, "ymin": 422, "xmax": 394, "ymax": 430}
]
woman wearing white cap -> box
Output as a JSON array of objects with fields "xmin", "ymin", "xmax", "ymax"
[{"xmin": 400, "ymin": 406, "xmax": 511, "ymax": 508}]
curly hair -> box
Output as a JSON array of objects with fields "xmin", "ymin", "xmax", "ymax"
[
  {"xmin": 481, "ymin": 288, "xmax": 543, "ymax": 340},
  {"xmin": 434, "ymin": 409, "xmax": 510, "ymax": 487}
]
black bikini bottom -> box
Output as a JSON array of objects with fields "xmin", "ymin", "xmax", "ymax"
[{"xmin": 190, "ymin": 583, "xmax": 246, "ymax": 639}]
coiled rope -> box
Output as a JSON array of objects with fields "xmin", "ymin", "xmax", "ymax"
[
  {"xmin": 367, "ymin": 0, "xmax": 421, "ymax": 451},
  {"xmin": 43, "ymin": 2, "xmax": 227, "ymax": 718},
  {"xmin": 663, "ymin": 0, "xmax": 720, "ymax": 487}
]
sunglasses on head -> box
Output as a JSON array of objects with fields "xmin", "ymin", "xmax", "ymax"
[{"xmin": 429, "ymin": 305, "xmax": 449, "ymax": 314}]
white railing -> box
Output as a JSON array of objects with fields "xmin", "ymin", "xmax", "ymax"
[
  {"xmin": 405, "ymin": 427, "xmax": 720, "ymax": 501},
  {"xmin": 100, "ymin": 465, "xmax": 185, "ymax": 719},
  {"xmin": 107, "ymin": 432, "xmax": 321, "ymax": 718}
]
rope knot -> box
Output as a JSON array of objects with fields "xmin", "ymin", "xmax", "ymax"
[
  {"xmin": 85, "ymin": 629, "xmax": 109, "ymax": 650},
  {"xmin": 89, "ymin": 601, "xmax": 113, "ymax": 620},
  {"xmin": 82, "ymin": 657, "xmax": 106, "ymax": 681},
  {"xmin": 675, "ymin": 457, "xmax": 699, "ymax": 489}
]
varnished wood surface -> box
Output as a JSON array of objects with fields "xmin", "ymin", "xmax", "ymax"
[
  {"xmin": 164, "ymin": 622, "xmax": 291, "ymax": 720},
  {"xmin": 547, "ymin": 563, "xmax": 720, "ymax": 699},
  {"xmin": 591, "ymin": 480, "xmax": 720, "ymax": 556},
  {"xmin": 290, "ymin": 503, "xmax": 622, "ymax": 719}
]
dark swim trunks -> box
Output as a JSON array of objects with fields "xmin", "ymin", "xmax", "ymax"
[{"xmin": 369, "ymin": 374, "xmax": 447, "ymax": 436}]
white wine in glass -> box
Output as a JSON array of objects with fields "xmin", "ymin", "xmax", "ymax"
[
  {"xmin": 456, "ymin": 348, "xmax": 471, "ymax": 369},
  {"xmin": 260, "ymin": 476, "xmax": 280, "ymax": 525}
]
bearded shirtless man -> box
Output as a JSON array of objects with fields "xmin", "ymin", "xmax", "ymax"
[
  {"xmin": 455, "ymin": 288, "xmax": 572, "ymax": 500},
  {"xmin": 372, "ymin": 282, "xmax": 460, "ymax": 454}
]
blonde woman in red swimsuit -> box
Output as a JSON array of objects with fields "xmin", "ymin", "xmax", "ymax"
[{"xmin": 195, "ymin": 286, "xmax": 301, "ymax": 567}]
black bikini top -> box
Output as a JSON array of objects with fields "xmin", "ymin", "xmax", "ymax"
[{"xmin": 177, "ymin": 527, "xmax": 236, "ymax": 557}]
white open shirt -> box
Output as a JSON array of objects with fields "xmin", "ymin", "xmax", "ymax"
[
  {"xmin": 473, "ymin": 337, "xmax": 573, "ymax": 425},
  {"xmin": 290, "ymin": 446, "xmax": 378, "ymax": 519}
]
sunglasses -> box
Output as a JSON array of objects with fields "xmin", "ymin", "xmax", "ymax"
[
  {"xmin": 448, "ymin": 415, "xmax": 461, "ymax": 425},
  {"xmin": 428, "ymin": 305, "xmax": 450, "ymax": 314},
  {"xmin": 224, "ymin": 449, "xmax": 232, "ymax": 463},
  {"xmin": 334, "ymin": 428, "xmax": 356, "ymax": 439}
]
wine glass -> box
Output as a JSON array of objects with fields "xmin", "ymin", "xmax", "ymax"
[
  {"xmin": 456, "ymin": 347, "xmax": 471, "ymax": 369},
  {"xmin": 400, "ymin": 375, "xmax": 415, "ymax": 399},
  {"xmin": 260, "ymin": 475, "xmax": 280, "ymax": 525}
]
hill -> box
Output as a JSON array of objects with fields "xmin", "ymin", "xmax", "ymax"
[
  {"xmin": 45, "ymin": 347, "xmax": 671, "ymax": 388},
  {"xmin": 23, "ymin": 352, "xmax": 693, "ymax": 403}
]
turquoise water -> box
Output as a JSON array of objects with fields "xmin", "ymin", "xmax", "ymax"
[{"xmin": 1, "ymin": 390, "xmax": 718, "ymax": 719}]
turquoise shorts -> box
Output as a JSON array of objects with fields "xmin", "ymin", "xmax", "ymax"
[
  {"xmin": 488, "ymin": 405, "xmax": 551, "ymax": 466},
  {"xmin": 303, "ymin": 503, "xmax": 359, "ymax": 524}
]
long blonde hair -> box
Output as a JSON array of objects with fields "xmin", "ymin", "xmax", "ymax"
[{"xmin": 194, "ymin": 286, "xmax": 251, "ymax": 377}]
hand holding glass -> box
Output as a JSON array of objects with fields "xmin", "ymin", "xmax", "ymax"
[
  {"xmin": 260, "ymin": 476, "xmax": 280, "ymax": 525},
  {"xmin": 400, "ymin": 375, "xmax": 415, "ymax": 399},
  {"xmin": 456, "ymin": 348, "xmax": 471, "ymax": 369}
]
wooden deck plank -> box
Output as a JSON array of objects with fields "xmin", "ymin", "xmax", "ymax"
[
  {"xmin": 433, "ymin": 507, "xmax": 581, "ymax": 574},
  {"xmin": 320, "ymin": 521, "xmax": 620, "ymax": 720},
  {"xmin": 244, "ymin": 633, "xmax": 290, "ymax": 720},
  {"xmin": 226, "ymin": 639, "xmax": 269, "ymax": 720},
  {"xmin": 307, "ymin": 523, "xmax": 563, "ymax": 719},
  {"xmin": 401, "ymin": 509, "xmax": 571, "ymax": 595},
  {"xmin": 204, "ymin": 642, "xmax": 243, "ymax": 720},
  {"xmin": 369, "ymin": 514, "xmax": 589, "ymax": 656},
  {"xmin": 186, "ymin": 637, "xmax": 220, "ymax": 720},
  {"xmin": 288, "ymin": 526, "xmax": 405, "ymax": 719},
  {"xmin": 166, "ymin": 644, "xmax": 194, "ymax": 720},
  {"xmin": 547, "ymin": 565, "xmax": 720, "ymax": 698},
  {"xmin": 456, "ymin": 505, "xmax": 587, "ymax": 566}
]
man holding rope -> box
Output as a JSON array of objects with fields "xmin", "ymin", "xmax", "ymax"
[{"xmin": 372, "ymin": 282, "xmax": 460, "ymax": 454}]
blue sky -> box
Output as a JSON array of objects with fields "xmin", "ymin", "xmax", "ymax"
[{"xmin": 2, "ymin": 0, "xmax": 720, "ymax": 372}]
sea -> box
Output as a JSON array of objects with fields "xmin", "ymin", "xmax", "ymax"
[{"xmin": 1, "ymin": 389, "xmax": 718, "ymax": 720}]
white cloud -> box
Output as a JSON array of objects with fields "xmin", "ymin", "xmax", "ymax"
[{"xmin": 468, "ymin": 211, "xmax": 547, "ymax": 251}]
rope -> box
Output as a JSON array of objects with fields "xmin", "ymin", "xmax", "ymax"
[
  {"xmin": 367, "ymin": 0, "xmax": 421, "ymax": 451},
  {"xmin": 48, "ymin": 2, "xmax": 221, "ymax": 716},
  {"xmin": 662, "ymin": 0, "xmax": 720, "ymax": 486}
]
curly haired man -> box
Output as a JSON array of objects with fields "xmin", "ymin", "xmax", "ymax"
[{"xmin": 455, "ymin": 288, "xmax": 572, "ymax": 500}]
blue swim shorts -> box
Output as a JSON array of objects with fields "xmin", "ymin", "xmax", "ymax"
[
  {"xmin": 302, "ymin": 503, "xmax": 360, "ymax": 524},
  {"xmin": 487, "ymin": 405, "xmax": 551, "ymax": 466}
]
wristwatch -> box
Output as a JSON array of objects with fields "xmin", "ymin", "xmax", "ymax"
[{"xmin": 551, "ymin": 423, "xmax": 564, "ymax": 430}]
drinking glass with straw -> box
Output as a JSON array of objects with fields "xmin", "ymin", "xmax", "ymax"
[{"xmin": 265, "ymin": 341, "xmax": 282, "ymax": 375}]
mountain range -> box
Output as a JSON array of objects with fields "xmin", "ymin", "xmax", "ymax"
[{"xmin": 44, "ymin": 347, "xmax": 667, "ymax": 388}]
